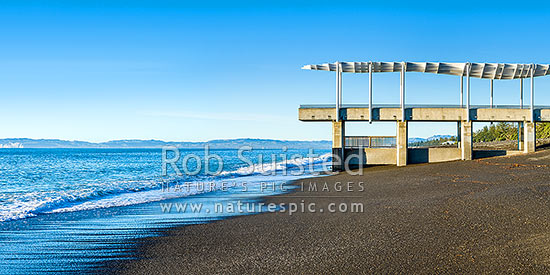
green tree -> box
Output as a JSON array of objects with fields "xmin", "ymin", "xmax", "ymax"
[
  {"xmin": 473, "ymin": 122, "xmax": 518, "ymax": 142},
  {"xmin": 537, "ymin": 122, "xmax": 550, "ymax": 139}
]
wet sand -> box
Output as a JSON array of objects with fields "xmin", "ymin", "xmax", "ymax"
[{"xmin": 109, "ymin": 149, "xmax": 550, "ymax": 274}]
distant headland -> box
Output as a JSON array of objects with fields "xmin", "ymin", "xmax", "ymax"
[{"xmin": 0, "ymin": 138, "xmax": 332, "ymax": 149}]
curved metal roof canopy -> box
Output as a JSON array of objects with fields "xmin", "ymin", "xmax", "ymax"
[{"xmin": 302, "ymin": 62, "xmax": 550, "ymax": 79}]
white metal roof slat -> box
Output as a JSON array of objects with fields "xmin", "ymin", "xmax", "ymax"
[
  {"xmin": 534, "ymin": 63, "xmax": 548, "ymax": 77},
  {"xmin": 426, "ymin": 62, "xmax": 436, "ymax": 73},
  {"xmin": 511, "ymin": 64, "xmax": 518, "ymax": 80},
  {"xmin": 518, "ymin": 63, "xmax": 529, "ymax": 78},
  {"xmin": 482, "ymin": 63, "xmax": 489, "ymax": 79},
  {"xmin": 500, "ymin": 64, "xmax": 510, "ymax": 79},
  {"xmin": 501, "ymin": 64, "xmax": 507, "ymax": 79},
  {"xmin": 421, "ymin": 62, "xmax": 429, "ymax": 73},
  {"xmin": 393, "ymin": 62, "xmax": 399, "ymax": 72},
  {"xmin": 469, "ymin": 63, "xmax": 478, "ymax": 78},
  {"xmin": 492, "ymin": 63, "xmax": 499, "ymax": 79},
  {"xmin": 493, "ymin": 63, "xmax": 499, "ymax": 79},
  {"xmin": 301, "ymin": 62, "xmax": 550, "ymax": 79}
]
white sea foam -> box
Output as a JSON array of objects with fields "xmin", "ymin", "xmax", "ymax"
[
  {"xmin": 0, "ymin": 153, "xmax": 331, "ymax": 222},
  {"xmin": 220, "ymin": 153, "xmax": 332, "ymax": 177}
]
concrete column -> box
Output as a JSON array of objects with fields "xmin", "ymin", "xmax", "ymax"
[
  {"xmin": 396, "ymin": 121, "xmax": 407, "ymax": 166},
  {"xmin": 518, "ymin": 122, "xmax": 524, "ymax": 151},
  {"xmin": 524, "ymin": 122, "xmax": 535, "ymax": 153},
  {"xmin": 332, "ymin": 121, "xmax": 343, "ymax": 148},
  {"xmin": 461, "ymin": 121, "xmax": 472, "ymax": 160},
  {"xmin": 332, "ymin": 121, "xmax": 345, "ymax": 171},
  {"xmin": 457, "ymin": 121, "xmax": 461, "ymax": 147}
]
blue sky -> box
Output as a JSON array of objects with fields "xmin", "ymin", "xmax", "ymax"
[{"xmin": 1, "ymin": 0, "xmax": 550, "ymax": 142}]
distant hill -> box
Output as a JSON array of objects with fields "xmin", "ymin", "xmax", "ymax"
[
  {"xmin": 408, "ymin": 135, "xmax": 454, "ymax": 144},
  {"xmin": 0, "ymin": 138, "xmax": 331, "ymax": 149}
]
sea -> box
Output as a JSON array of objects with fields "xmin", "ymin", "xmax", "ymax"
[{"xmin": 0, "ymin": 148, "xmax": 331, "ymax": 274}]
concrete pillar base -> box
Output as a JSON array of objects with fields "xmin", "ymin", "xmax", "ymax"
[
  {"xmin": 461, "ymin": 121, "xmax": 472, "ymax": 160},
  {"xmin": 524, "ymin": 122, "xmax": 535, "ymax": 153},
  {"xmin": 396, "ymin": 121, "xmax": 408, "ymax": 166},
  {"xmin": 332, "ymin": 121, "xmax": 345, "ymax": 171}
]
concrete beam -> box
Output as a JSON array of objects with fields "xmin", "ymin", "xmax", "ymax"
[
  {"xmin": 396, "ymin": 121, "xmax": 408, "ymax": 166},
  {"xmin": 410, "ymin": 108, "xmax": 466, "ymax": 121},
  {"xmin": 524, "ymin": 122, "xmax": 536, "ymax": 153},
  {"xmin": 345, "ymin": 107, "xmax": 404, "ymax": 121},
  {"xmin": 474, "ymin": 108, "xmax": 530, "ymax": 122},
  {"xmin": 540, "ymin": 109, "xmax": 550, "ymax": 121},
  {"xmin": 299, "ymin": 108, "xmax": 335, "ymax": 121},
  {"xmin": 300, "ymin": 107, "xmax": 550, "ymax": 122},
  {"xmin": 461, "ymin": 121, "xmax": 472, "ymax": 160},
  {"xmin": 346, "ymin": 108, "xmax": 375, "ymax": 121}
]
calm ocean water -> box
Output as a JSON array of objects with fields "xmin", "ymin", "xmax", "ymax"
[{"xmin": 0, "ymin": 148, "xmax": 330, "ymax": 273}]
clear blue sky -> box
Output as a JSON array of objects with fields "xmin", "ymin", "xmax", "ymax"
[{"xmin": 1, "ymin": 0, "xmax": 550, "ymax": 142}]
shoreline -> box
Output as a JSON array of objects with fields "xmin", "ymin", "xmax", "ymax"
[
  {"xmin": 107, "ymin": 150, "xmax": 550, "ymax": 274},
  {"xmin": 0, "ymin": 157, "xmax": 328, "ymax": 274}
]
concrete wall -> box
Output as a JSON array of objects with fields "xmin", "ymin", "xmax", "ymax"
[
  {"xmin": 407, "ymin": 148, "xmax": 461, "ymax": 164},
  {"xmin": 429, "ymin": 148, "xmax": 461, "ymax": 162},
  {"xmin": 363, "ymin": 147, "xmax": 461, "ymax": 165},
  {"xmin": 339, "ymin": 146, "xmax": 523, "ymax": 167},
  {"xmin": 364, "ymin": 148, "xmax": 397, "ymax": 165}
]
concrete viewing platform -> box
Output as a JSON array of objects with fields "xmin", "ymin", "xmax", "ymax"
[{"xmin": 299, "ymin": 61, "xmax": 550, "ymax": 170}]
